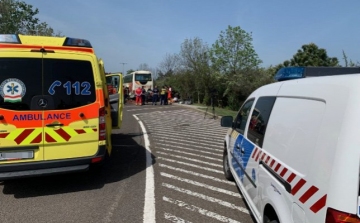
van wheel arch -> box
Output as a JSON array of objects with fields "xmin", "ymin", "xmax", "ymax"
[
  {"xmin": 263, "ymin": 204, "xmax": 279, "ymax": 223},
  {"xmin": 223, "ymin": 142, "xmax": 234, "ymax": 181}
]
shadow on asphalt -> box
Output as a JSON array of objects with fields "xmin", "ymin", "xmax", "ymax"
[{"xmin": 1, "ymin": 131, "xmax": 155, "ymax": 199}]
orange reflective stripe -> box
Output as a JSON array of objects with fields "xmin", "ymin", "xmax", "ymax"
[
  {"xmin": 0, "ymin": 44, "xmax": 94, "ymax": 54},
  {"xmin": 14, "ymin": 129, "xmax": 34, "ymax": 144},
  {"xmin": 0, "ymin": 128, "xmax": 42, "ymax": 145},
  {"xmin": 44, "ymin": 127, "xmax": 97, "ymax": 143}
]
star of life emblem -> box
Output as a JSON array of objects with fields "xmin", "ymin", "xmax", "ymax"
[{"xmin": 0, "ymin": 78, "xmax": 26, "ymax": 103}]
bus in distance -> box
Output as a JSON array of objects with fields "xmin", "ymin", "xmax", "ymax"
[{"xmin": 123, "ymin": 70, "xmax": 153, "ymax": 99}]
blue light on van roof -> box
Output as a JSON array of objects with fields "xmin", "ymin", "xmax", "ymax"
[
  {"xmin": 274, "ymin": 67, "xmax": 305, "ymax": 81},
  {"xmin": 0, "ymin": 34, "xmax": 20, "ymax": 43},
  {"xmin": 63, "ymin": 37, "xmax": 92, "ymax": 47}
]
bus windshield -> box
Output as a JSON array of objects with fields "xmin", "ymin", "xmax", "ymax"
[{"xmin": 135, "ymin": 74, "xmax": 152, "ymax": 81}]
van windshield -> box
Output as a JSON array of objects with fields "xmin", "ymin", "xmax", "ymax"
[{"xmin": 0, "ymin": 58, "xmax": 96, "ymax": 111}]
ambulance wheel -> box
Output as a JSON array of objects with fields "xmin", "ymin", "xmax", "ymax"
[{"xmin": 223, "ymin": 150, "xmax": 234, "ymax": 181}]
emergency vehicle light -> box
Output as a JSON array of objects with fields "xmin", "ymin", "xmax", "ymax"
[
  {"xmin": 274, "ymin": 67, "xmax": 304, "ymax": 81},
  {"xmin": 275, "ymin": 66, "xmax": 360, "ymax": 81},
  {"xmin": 0, "ymin": 34, "xmax": 21, "ymax": 44},
  {"xmin": 63, "ymin": 37, "xmax": 92, "ymax": 47}
]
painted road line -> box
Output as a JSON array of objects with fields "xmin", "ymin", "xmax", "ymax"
[
  {"xmin": 148, "ymin": 124, "xmax": 221, "ymax": 130},
  {"xmin": 158, "ymin": 157, "xmax": 223, "ymax": 174},
  {"xmin": 154, "ymin": 139, "xmax": 223, "ymax": 152},
  {"xmin": 157, "ymin": 151, "xmax": 222, "ymax": 168},
  {"xmin": 158, "ymin": 147, "xmax": 222, "ymax": 162},
  {"xmin": 164, "ymin": 213, "xmax": 192, "ymax": 223},
  {"xmin": 148, "ymin": 126, "xmax": 226, "ymax": 135},
  {"xmin": 133, "ymin": 114, "xmax": 155, "ymax": 223},
  {"xmin": 159, "ymin": 163, "xmax": 234, "ymax": 185},
  {"xmin": 160, "ymin": 172, "xmax": 241, "ymax": 198},
  {"xmin": 155, "ymin": 135, "xmax": 224, "ymax": 152},
  {"xmin": 149, "ymin": 132, "xmax": 222, "ymax": 146},
  {"xmin": 156, "ymin": 142, "xmax": 222, "ymax": 157},
  {"xmin": 163, "ymin": 183, "xmax": 248, "ymax": 213},
  {"xmin": 163, "ymin": 196, "xmax": 241, "ymax": 223}
]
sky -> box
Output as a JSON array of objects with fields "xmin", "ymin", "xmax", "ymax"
[{"xmin": 24, "ymin": 0, "xmax": 360, "ymax": 73}]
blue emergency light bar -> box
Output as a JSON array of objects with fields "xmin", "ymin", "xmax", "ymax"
[
  {"xmin": 275, "ymin": 66, "xmax": 360, "ymax": 81},
  {"xmin": 63, "ymin": 37, "xmax": 92, "ymax": 47},
  {"xmin": 0, "ymin": 34, "xmax": 21, "ymax": 44}
]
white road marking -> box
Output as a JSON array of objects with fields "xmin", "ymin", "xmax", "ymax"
[
  {"xmin": 155, "ymin": 142, "xmax": 222, "ymax": 156},
  {"xmin": 150, "ymin": 131, "xmax": 226, "ymax": 144},
  {"xmin": 133, "ymin": 114, "xmax": 155, "ymax": 223},
  {"xmin": 157, "ymin": 151, "xmax": 222, "ymax": 168},
  {"xmin": 158, "ymin": 157, "xmax": 223, "ymax": 174},
  {"xmin": 160, "ymin": 172, "xmax": 241, "ymax": 198},
  {"xmin": 163, "ymin": 183, "xmax": 248, "ymax": 213},
  {"xmin": 163, "ymin": 196, "xmax": 242, "ymax": 223},
  {"xmin": 159, "ymin": 163, "xmax": 234, "ymax": 185},
  {"xmin": 154, "ymin": 139, "xmax": 223, "ymax": 152},
  {"xmin": 164, "ymin": 213, "xmax": 192, "ymax": 223},
  {"xmin": 158, "ymin": 147, "xmax": 222, "ymax": 162},
  {"xmin": 152, "ymin": 135, "xmax": 223, "ymax": 148}
]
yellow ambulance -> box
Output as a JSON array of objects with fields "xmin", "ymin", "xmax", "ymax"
[{"xmin": 0, "ymin": 34, "xmax": 123, "ymax": 180}]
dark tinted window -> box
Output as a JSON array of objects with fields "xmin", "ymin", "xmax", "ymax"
[
  {"xmin": 123, "ymin": 74, "xmax": 133, "ymax": 83},
  {"xmin": 247, "ymin": 97, "xmax": 276, "ymax": 147},
  {"xmin": 0, "ymin": 58, "xmax": 42, "ymax": 111},
  {"xmin": 44, "ymin": 59, "xmax": 96, "ymax": 110},
  {"xmin": 135, "ymin": 73, "xmax": 151, "ymax": 81},
  {"xmin": 234, "ymin": 99, "xmax": 254, "ymax": 134},
  {"xmin": 106, "ymin": 75, "xmax": 120, "ymax": 95}
]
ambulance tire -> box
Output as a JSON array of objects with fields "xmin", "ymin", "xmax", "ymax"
[
  {"xmin": 264, "ymin": 215, "xmax": 279, "ymax": 223},
  {"xmin": 223, "ymin": 149, "xmax": 234, "ymax": 181}
]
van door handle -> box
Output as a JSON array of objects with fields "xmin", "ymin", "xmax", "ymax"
[
  {"xmin": 46, "ymin": 123, "xmax": 64, "ymax": 127},
  {"xmin": 241, "ymin": 147, "xmax": 245, "ymax": 154}
]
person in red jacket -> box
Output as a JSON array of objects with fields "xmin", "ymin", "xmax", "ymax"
[{"xmin": 135, "ymin": 86, "xmax": 142, "ymax": 105}]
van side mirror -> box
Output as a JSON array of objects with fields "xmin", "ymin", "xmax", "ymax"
[{"xmin": 220, "ymin": 116, "xmax": 233, "ymax": 127}]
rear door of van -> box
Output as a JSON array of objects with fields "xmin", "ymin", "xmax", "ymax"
[
  {"xmin": 105, "ymin": 73, "xmax": 123, "ymax": 129},
  {"xmin": 0, "ymin": 53, "xmax": 45, "ymax": 163},
  {"xmin": 42, "ymin": 53, "xmax": 99, "ymax": 160}
]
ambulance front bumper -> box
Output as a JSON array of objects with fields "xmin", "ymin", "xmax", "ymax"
[{"xmin": 0, "ymin": 145, "xmax": 106, "ymax": 181}]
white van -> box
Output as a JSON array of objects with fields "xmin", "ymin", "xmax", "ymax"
[{"xmin": 220, "ymin": 67, "xmax": 360, "ymax": 223}]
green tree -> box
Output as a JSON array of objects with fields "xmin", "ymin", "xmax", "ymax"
[
  {"xmin": 178, "ymin": 37, "xmax": 211, "ymax": 104},
  {"xmin": 210, "ymin": 25, "xmax": 262, "ymax": 75},
  {"xmin": 0, "ymin": 0, "xmax": 59, "ymax": 35},
  {"xmin": 288, "ymin": 43, "xmax": 339, "ymax": 67},
  {"xmin": 126, "ymin": 69, "xmax": 135, "ymax": 74},
  {"xmin": 210, "ymin": 25, "xmax": 262, "ymax": 109}
]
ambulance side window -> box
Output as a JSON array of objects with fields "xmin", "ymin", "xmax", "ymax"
[
  {"xmin": 234, "ymin": 99, "xmax": 254, "ymax": 134},
  {"xmin": 247, "ymin": 97, "xmax": 276, "ymax": 147}
]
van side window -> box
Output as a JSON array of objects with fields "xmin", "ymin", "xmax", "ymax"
[
  {"xmin": 247, "ymin": 97, "xmax": 276, "ymax": 147},
  {"xmin": 234, "ymin": 99, "xmax": 254, "ymax": 134}
]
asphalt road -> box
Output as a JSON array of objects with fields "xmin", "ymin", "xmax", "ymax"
[{"xmin": 0, "ymin": 102, "xmax": 256, "ymax": 223}]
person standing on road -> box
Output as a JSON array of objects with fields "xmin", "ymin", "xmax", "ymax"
[
  {"xmin": 135, "ymin": 86, "xmax": 142, "ymax": 105},
  {"xmin": 141, "ymin": 86, "xmax": 146, "ymax": 105},
  {"xmin": 167, "ymin": 85, "xmax": 173, "ymax": 105},
  {"xmin": 160, "ymin": 86, "xmax": 167, "ymax": 105},
  {"xmin": 152, "ymin": 86, "xmax": 159, "ymax": 105}
]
